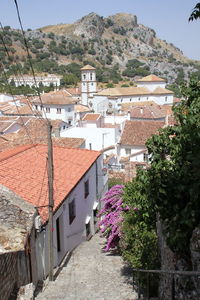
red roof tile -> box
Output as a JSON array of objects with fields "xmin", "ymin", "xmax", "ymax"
[
  {"xmin": 82, "ymin": 113, "xmax": 101, "ymax": 121},
  {"xmin": 0, "ymin": 145, "xmax": 100, "ymax": 222},
  {"xmin": 120, "ymin": 120, "xmax": 164, "ymax": 146}
]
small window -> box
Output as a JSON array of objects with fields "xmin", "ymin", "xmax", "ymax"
[
  {"xmin": 69, "ymin": 199, "xmax": 76, "ymax": 225},
  {"xmin": 130, "ymin": 98, "xmax": 132, "ymax": 102},
  {"xmin": 68, "ymin": 120, "xmax": 72, "ymax": 125},
  {"xmin": 91, "ymin": 82, "xmax": 93, "ymax": 86},
  {"xmin": 46, "ymin": 107, "xmax": 50, "ymax": 113},
  {"xmin": 83, "ymin": 82, "xmax": 85, "ymax": 86},
  {"xmin": 84, "ymin": 179, "xmax": 89, "ymax": 198},
  {"xmin": 165, "ymin": 96, "xmax": 167, "ymax": 102},
  {"xmin": 63, "ymin": 125, "xmax": 66, "ymax": 130},
  {"xmin": 125, "ymin": 148, "xmax": 131, "ymax": 155},
  {"xmin": 40, "ymin": 105, "xmax": 43, "ymax": 110},
  {"xmin": 121, "ymin": 99, "xmax": 123, "ymax": 102},
  {"xmin": 90, "ymin": 73, "xmax": 92, "ymax": 80},
  {"xmin": 68, "ymin": 107, "xmax": 71, "ymax": 112},
  {"xmin": 83, "ymin": 74, "xmax": 86, "ymax": 80},
  {"xmin": 147, "ymin": 97, "xmax": 149, "ymax": 100},
  {"xmin": 138, "ymin": 98, "xmax": 140, "ymax": 101},
  {"xmin": 57, "ymin": 108, "xmax": 61, "ymax": 114},
  {"xmin": 35, "ymin": 105, "xmax": 38, "ymax": 110}
]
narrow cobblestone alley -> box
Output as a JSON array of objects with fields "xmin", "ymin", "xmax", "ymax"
[{"xmin": 36, "ymin": 233, "xmax": 137, "ymax": 300}]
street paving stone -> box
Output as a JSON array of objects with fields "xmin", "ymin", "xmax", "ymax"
[{"xmin": 36, "ymin": 233, "xmax": 137, "ymax": 300}]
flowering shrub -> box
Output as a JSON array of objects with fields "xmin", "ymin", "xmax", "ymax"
[{"xmin": 98, "ymin": 185, "xmax": 126, "ymax": 251}]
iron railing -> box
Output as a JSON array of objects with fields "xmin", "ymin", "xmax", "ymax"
[{"xmin": 132, "ymin": 269, "xmax": 200, "ymax": 300}]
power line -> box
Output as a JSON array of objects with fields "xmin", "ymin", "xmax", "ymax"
[
  {"xmin": 0, "ymin": 63, "xmax": 44, "ymax": 158},
  {"xmin": 13, "ymin": 0, "xmax": 49, "ymax": 122},
  {"xmin": 0, "ymin": 22, "xmax": 46, "ymax": 124}
]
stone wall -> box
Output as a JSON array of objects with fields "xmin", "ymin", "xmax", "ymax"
[
  {"xmin": 0, "ymin": 250, "xmax": 31, "ymax": 300},
  {"xmin": 157, "ymin": 219, "xmax": 200, "ymax": 299}
]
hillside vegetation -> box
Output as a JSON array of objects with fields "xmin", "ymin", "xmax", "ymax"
[{"xmin": 0, "ymin": 13, "xmax": 200, "ymax": 92}]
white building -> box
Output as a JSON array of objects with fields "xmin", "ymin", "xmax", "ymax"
[
  {"xmin": 61, "ymin": 126, "xmax": 120, "ymax": 154},
  {"xmin": 32, "ymin": 90, "xmax": 78, "ymax": 126},
  {"xmin": 81, "ymin": 73, "xmax": 174, "ymax": 114},
  {"xmin": 0, "ymin": 144, "xmax": 108, "ymax": 280},
  {"xmin": 9, "ymin": 74, "xmax": 61, "ymax": 88},
  {"xmin": 81, "ymin": 65, "xmax": 97, "ymax": 106},
  {"xmin": 117, "ymin": 120, "xmax": 165, "ymax": 164}
]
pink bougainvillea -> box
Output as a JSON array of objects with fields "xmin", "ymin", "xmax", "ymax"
[{"xmin": 98, "ymin": 185, "xmax": 127, "ymax": 251}]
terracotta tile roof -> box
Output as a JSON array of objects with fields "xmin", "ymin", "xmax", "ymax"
[
  {"xmin": 65, "ymin": 87, "xmax": 81, "ymax": 96},
  {"xmin": 120, "ymin": 120, "xmax": 164, "ymax": 146},
  {"xmin": 81, "ymin": 65, "xmax": 96, "ymax": 70},
  {"xmin": 75, "ymin": 104, "xmax": 92, "ymax": 113},
  {"xmin": 137, "ymin": 74, "xmax": 165, "ymax": 82},
  {"xmin": 152, "ymin": 87, "xmax": 173, "ymax": 95},
  {"xmin": 0, "ymin": 118, "xmax": 85, "ymax": 151},
  {"xmin": 121, "ymin": 101, "xmax": 156, "ymax": 111},
  {"xmin": 0, "ymin": 144, "xmax": 100, "ymax": 222},
  {"xmin": 82, "ymin": 113, "xmax": 101, "ymax": 121},
  {"xmin": 32, "ymin": 90, "xmax": 78, "ymax": 105},
  {"xmin": 0, "ymin": 116, "xmax": 31, "ymax": 133},
  {"xmin": 130, "ymin": 104, "xmax": 167, "ymax": 119},
  {"xmin": 97, "ymin": 87, "xmax": 150, "ymax": 97}
]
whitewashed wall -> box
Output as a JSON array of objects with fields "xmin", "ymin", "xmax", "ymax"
[
  {"xmin": 35, "ymin": 154, "xmax": 108, "ymax": 278},
  {"xmin": 137, "ymin": 81, "xmax": 166, "ymax": 91},
  {"xmin": 61, "ymin": 127, "xmax": 120, "ymax": 152}
]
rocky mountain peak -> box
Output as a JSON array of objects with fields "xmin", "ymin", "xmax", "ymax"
[
  {"xmin": 107, "ymin": 13, "xmax": 138, "ymax": 28},
  {"xmin": 74, "ymin": 12, "xmax": 104, "ymax": 39}
]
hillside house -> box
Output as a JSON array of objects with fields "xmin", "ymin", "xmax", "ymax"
[
  {"xmin": 0, "ymin": 144, "xmax": 107, "ymax": 280},
  {"xmin": 9, "ymin": 74, "xmax": 61, "ymax": 88},
  {"xmin": 117, "ymin": 120, "xmax": 164, "ymax": 164},
  {"xmin": 32, "ymin": 90, "xmax": 78, "ymax": 125}
]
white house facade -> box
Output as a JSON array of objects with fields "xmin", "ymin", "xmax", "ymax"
[{"xmin": 32, "ymin": 90, "xmax": 78, "ymax": 125}]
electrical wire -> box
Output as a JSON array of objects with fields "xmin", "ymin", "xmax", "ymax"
[
  {"xmin": 0, "ymin": 22, "xmax": 46, "ymax": 124},
  {"xmin": 13, "ymin": 0, "xmax": 49, "ymax": 123}
]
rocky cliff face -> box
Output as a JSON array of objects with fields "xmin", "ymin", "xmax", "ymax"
[{"xmin": 74, "ymin": 13, "xmax": 104, "ymax": 39}]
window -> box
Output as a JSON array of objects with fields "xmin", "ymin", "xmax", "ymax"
[
  {"xmin": 125, "ymin": 148, "xmax": 131, "ymax": 155},
  {"xmin": 68, "ymin": 107, "xmax": 71, "ymax": 112},
  {"xmin": 83, "ymin": 74, "xmax": 86, "ymax": 80},
  {"xmin": 130, "ymin": 98, "xmax": 132, "ymax": 102},
  {"xmin": 165, "ymin": 96, "xmax": 168, "ymax": 102},
  {"xmin": 46, "ymin": 107, "xmax": 50, "ymax": 113},
  {"xmin": 56, "ymin": 217, "xmax": 61, "ymax": 252},
  {"xmin": 84, "ymin": 179, "xmax": 89, "ymax": 198},
  {"xmin": 68, "ymin": 120, "xmax": 72, "ymax": 126},
  {"xmin": 68, "ymin": 199, "xmax": 76, "ymax": 224},
  {"xmin": 40, "ymin": 105, "xmax": 43, "ymax": 110},
  {"xmin": 35, "ymin": 105, "xmax": 38, "ymax": 110},
  {"xmin": 63, "ymin": 125, "xmax": 66, "ymax": 130},
  {"xmin": 57, "ymin": 108, "xmax": 61, "ymax": 114},
  {"xmin": 138, "ymin": 97, "xmax": 141, "ymax": 101},
  {"xmin": 91, "ymin": 82, "xmax": 93, "ymax": 86},
  {"xmin": 90, "ymin": 73, "xmax": 93, "ymax": 80}
]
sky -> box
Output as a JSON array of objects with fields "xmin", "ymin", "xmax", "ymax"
[{"xmin": 0, "ymin": 0, "xmax": 199, "ymax": 60}]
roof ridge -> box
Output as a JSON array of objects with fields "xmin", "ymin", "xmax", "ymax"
[{"xmin": 0, "ymin": 144, "xmax": 36, "ymax": 163}]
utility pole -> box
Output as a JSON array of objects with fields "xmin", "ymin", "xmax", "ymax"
[{"xmin": 47, "ymin": 121, "xmax": 54, "ymax": 281}]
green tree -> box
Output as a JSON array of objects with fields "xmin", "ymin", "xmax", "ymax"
[{"xmin": 189, "ymin": 3, "xmax": 200, "ymax": 21}]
